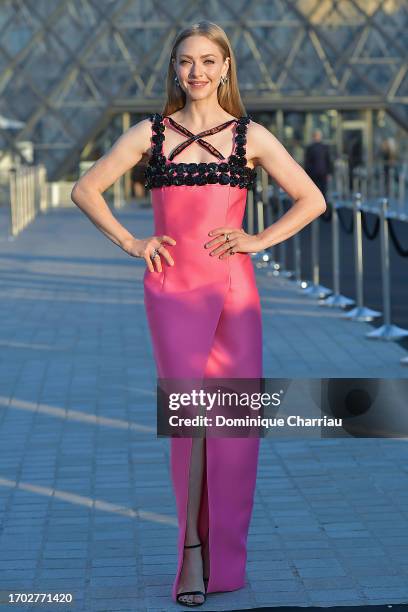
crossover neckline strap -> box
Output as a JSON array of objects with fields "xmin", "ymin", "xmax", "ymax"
[{"xmin": 163, "ymin": 116, "xmax": 238, "ymax": 161}]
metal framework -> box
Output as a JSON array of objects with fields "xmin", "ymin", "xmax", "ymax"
[{"xmin": 0, "ymin": 0, "xmax": 406, "ymax": 180}]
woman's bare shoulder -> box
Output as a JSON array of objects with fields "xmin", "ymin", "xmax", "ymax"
[
  {"xmin": 246, "ymin": 118, "xmax": 274, "ymax": 137},
  {"xmin": 124, "ymin": 117, "xmax": 156, "ymax": 156},
  {"xmin": 245, "ymin": 119, "xmax": 285, "ymax": 169}
]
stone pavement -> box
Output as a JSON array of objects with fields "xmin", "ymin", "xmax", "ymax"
[{"xmin": 0, "ymin": 203, "xmax": 407, "ymax": 611}]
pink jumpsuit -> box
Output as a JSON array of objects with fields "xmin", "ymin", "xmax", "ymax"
[{"xmin": 143, "ymin": 113, "xmax": 263, "ymax": 601}]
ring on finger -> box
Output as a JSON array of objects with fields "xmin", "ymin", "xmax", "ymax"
[
  {"xmin": 225, "ymin": 233, "xmax": 230, "ymax": 242},
  {"xmin": 150, "ymin": 246, "xmax": 161, "ymax": 260}
]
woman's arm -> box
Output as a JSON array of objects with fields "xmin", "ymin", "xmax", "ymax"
[
  {"xmin": 248, "ymin": 121, "xmax": 327, "ymax": 250},
  {"xmin": 71, "ymin": 119, "xmax": 152, "ymax": 253}
]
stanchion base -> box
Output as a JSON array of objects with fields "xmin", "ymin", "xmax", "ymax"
[
  {"xmin": 400, "ymin": 356, "xmax": 408, "ymax": 366},
  {"xmin": 288, "ymin": 279, "xmax": 307, "ymax": 288},
  {"xmin": 251, "ymin": 252, "xmax": 280, "ymax": 271},
  {"xmin": 278, "ymin": 269, "xmax": 295, "ymax": 279},
  {"xmin": 366, "ymin": 324, "xmax": 408, "ymax": 341},
  {"xmin": 251, "ymin": 251, "xmax": 272, "ymax": 262},
  {"xmin": 266, "ymin": 268, "xmax": 281, "ymax": 277},
  {"xmin": 302, "ymin": 284, "xmax": 332, "ymax": 299},
  {"xmin": 264, "ymin": 260, "xmax": 281, "ymax": 274},
  {"xmin": 319, "ymin": 293, "xmax": 355, "ymax": 308},
  {"xmin": 341, "ymin": 306, "xmax": 382, "ymax": 322}
]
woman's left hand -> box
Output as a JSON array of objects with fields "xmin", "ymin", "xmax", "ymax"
[{"xmin": 204, "ymin": 227, "xmax": 264, "ymax": 259}]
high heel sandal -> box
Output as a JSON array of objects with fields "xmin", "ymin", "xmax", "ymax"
[
  {"xmin": 202, "ymin": 541, "xmax": 209, "ymax": 590},
  {"xmin": 176, "ymin": 543, "xmax": 206, "ymax": 607}
]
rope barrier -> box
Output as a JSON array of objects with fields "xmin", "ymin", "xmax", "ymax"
[
  {"xmin": 253, "ymin": 168, "xmax": 408, "ymax": 366},
  {"xmin": 337, "ymin": 208, "xmax": 354, "ymax": 234},
  {"xmin": 388, "ymin": 218, "xmax": 408, "ymax": 257},
  {"xmin": 361, "ymin": 213, "xmax": 380, "ymax": 241},
  {"xmin": 320, "ymin": 206, "xmax": 332, "ymax": 222}
]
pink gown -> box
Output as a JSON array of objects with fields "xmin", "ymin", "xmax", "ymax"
[{"xmin": 143, "ymin": 113, "xmax": 263, "ymax": 601}]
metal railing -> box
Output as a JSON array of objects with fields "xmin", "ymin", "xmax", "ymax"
[
  {"xmin": 7, "ymin": 164, "xmax": 47, "ymax": 238},
  {"xmin": 333, "ymin": 159, "xmax": 408, "ymax": 219},
  {"xmin": 1, "ymin": 165, "xmax": 127, "ymax": 240}
]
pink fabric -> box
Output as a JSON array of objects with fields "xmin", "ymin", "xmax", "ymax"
[{"xmin": 143, "ymin": 173, "xmax": 263, "ymax": 600}]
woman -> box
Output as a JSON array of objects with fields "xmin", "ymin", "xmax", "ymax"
[{"xmin": 71, "ymin": 20, "xmax": 326, "ymax": 608}]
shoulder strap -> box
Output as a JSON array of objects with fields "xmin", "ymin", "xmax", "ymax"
[
  {"xmin": 148, "ymin": 113, "xmax": 164, "ymax": 133},
  {"xmin": 231, "ymin": 115, "xmax": 250, "ymax": 163},
  {"xmin": 148, "ymin": 114, "xmax": 165, "ymax": 161}
]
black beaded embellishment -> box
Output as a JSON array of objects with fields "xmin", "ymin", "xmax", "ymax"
[{"xmin": 144, "ymin": 113, "xmax": 256, "ymax": 190}]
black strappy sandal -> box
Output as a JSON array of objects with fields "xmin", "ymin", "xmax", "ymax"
[{"xmin": 176, "ymin": 543, "xmax": 206, "ymax": 607}]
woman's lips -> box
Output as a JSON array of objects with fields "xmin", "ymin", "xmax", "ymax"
[{"xmin": 189, "ymin": 82, "xmax": 208, "ymax": 88}]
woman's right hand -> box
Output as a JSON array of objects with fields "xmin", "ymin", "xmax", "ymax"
[{"xmin": 123, "ymin": 235, "xmax": 176, "ymax": 272}]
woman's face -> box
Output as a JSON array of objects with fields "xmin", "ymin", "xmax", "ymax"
[{"xmin": 172, "ymin": 35, "xmax": 229, "ymax": 100}]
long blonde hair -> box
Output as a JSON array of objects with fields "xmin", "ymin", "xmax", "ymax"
[{"xmin": 162, "ymin": 21, "xmax": 246, "ymax": 118}]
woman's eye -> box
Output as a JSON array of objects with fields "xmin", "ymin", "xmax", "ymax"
[{"xmin": 180, "ymin": 60, "xmax": 214, "ymax": 64}]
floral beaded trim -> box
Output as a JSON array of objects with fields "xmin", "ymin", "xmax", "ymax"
[{"xmin": 144, "ymin": 113, "xmax": 256, "ymax": 190}]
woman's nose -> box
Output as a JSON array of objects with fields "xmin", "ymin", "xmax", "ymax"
[{"xmin": 189, "ymin": 68, "xmax": 203, "ymax": 78}]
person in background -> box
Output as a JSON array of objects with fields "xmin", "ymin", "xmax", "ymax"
[
  {"xmin": 347, "ymin": 133, "xmax": 363, "ymax": 192},
  {"xmin": 304, "ymin": 129, "xmax": 333, "ymax": 201},
  {"xmin": 380, "ymin": 136, "xmax": 398, "ymax": 195}
]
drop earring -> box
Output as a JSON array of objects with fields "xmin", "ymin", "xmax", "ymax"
[{"xmin": 174, "ymin": 75, "xmax": 180, "ymax": 86}]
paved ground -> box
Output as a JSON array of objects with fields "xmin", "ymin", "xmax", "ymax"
[{"xmin": 0, "ymin": 202, "xmax": 407, "ymax": 611}]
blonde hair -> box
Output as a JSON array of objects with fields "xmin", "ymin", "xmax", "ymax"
[{"xmin": 162, "ymin": 20, "xmax": 246, "ymax": 118}]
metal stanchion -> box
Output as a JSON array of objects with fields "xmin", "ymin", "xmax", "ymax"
[
  {"xmin": 379, "ymin": 165, "xmax": 385, "ymax": 201},
  {"xmin": 276, "ymin": 193, "xmax": 294, "ymax": 279},
  {"xmin": 266, "ymin": 184, "xmax": 282, "ymax": 276},
  {"xmin": 25, "ymin": 167, "xmax": 29, "ymax": 226},
  {"xmin": 18, "ymin": 167, "xmax": 23, "ymax": 232},
  {"xmin": 257, "ymin": 168, "xmax": 266, "ymax": 235},
  {"xmin": 7, "ymin": 164, "xmax": 45, "ymax": 238},
  {"xmin": 399, "ymin": 164, "xmax": 406, "ymax": 217},
  {"xmin": 29, "ymin": 167, "xmax": 35, "ymax": 223},
  {"xmin": 390, "ymin": 165, "xmax": 397, "ymax": 202},
  {"xmin": 252, "ymin": 167, "xmax": 272, "ymax": 269},
  {"xmin": 334, "ymin": 161, "xmax": 342, "ymax": 199},
  {"xmin": 362, "ymin": 168, "xmax": 368, "ymax": 201},
  {"xmin": 34, "ymin": 167, "xmax": 40, "ymax": 214},
  {"xmin": 39, "ymin": 164, "xmax": 48, "ymax": 211},
  {"xmin": 16, "ymin": 167, "xmax": 22, "ymax": 234},
  {"xmin": 342, "ymin": 192, "xmax": 381, "ymax": 322},
  {"xmin": 292, "ymin": 232, "xmax": 306, "ymax": 289},
  {"xmin": 32, "ymin": 167, "xmax": 37, "ymax": 217},
  {"xmin": 344, "ymin": 159, "xmax": 351, "ymax": 201},
  {"xmin": 302, "ymin": 216, "xmax": 332, "ymax": 298},
  {"xmin": 8, "ymin": 168, "xmax": 17, "ymax": 239},
  {"xmin": 352, "ymin": 169, "xmax": 359, "ymax": 197},
  {"xmin": 320, "ymin": 200, "xmax": 355, "ymax": 308},
  {"xmin": 23, "ymin": 167, "xmax": 28, "ymax": 228},
  {"xmin": 335, "ymin": 158, "xmax": 350, "ymax": 201},
  {"xmin": 366, "ymin": 198, "xmax": 408, "ymax": 340}
]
